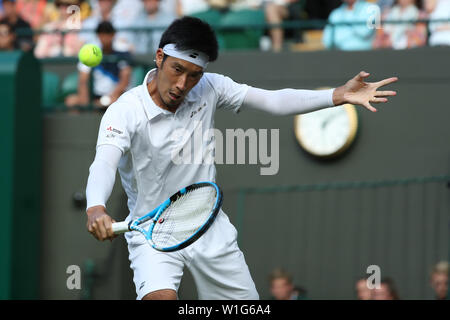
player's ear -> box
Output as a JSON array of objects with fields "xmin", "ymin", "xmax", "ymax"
[{"xmin": 155, "ymin": 48, "xmax": 164, "ymax": 69}]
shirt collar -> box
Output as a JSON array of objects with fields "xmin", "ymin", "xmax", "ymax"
[{"xmin": 140, "ymin": 68, "xmax": 200, "ymax": 121}]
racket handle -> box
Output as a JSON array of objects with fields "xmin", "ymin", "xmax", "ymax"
[{"xmin": 112, "ymin": 221, "xmax": 130, "ymax": 234}]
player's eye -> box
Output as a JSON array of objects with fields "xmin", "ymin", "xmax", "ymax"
[
  {"xmin": 190, "ymin": 72, "xmax": 202, "ymax": 80},
  {"xmin": 173, "ymin": 66, "xmax": 182, "ymax": 73}
]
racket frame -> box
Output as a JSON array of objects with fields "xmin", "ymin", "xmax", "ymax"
[{"xmin": 116, "ymin": 182, "xmax": 223, "ymax": 252}]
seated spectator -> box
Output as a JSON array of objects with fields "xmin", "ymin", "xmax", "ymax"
[
  {"xmin": 0, "ymin": 20, "xmax": 15, "ymax": 50},
  {"xmin": 372, "ymin": 277, "xmax": 399, "ymax": 300},
  {"xmin": 322, "ymin": 0, "xmax": 378, "ymax": 50},
  {"xmin": 0, "ymin": 0, "xmax": 33, "ymax": 51},
  {"xmin": 65, "ymin": 21, "xmax": 132, "ymax": 110},
  {"xmin": 426, "ymin": 0, "xmax": 450, "ymax": 46},
  {"xmin": 34, "ymin": 0, "xmax": 83, "ymax": 58},
  {"xmin": 430, "ymin": 261, "xmax": 448, "ymax": 300},
  {"xmin": 132, "ymin": 0, "xmax": 176, "ymax": 54},
  {"xmin": 355, "ymin": 277, "xmax": 372, "ymax": 300},
  {"xmin": 82, "ymin": 0, "xmax": 141, "ymax": 51},
  {"xmin": 264, "ymin": 0, "xmax": 306, "ymax": 52},
  {"xmin": 268, "ymin": 268, "xmax": 307, "ymax": 300},
  {"xmin": 373, "ymin": 0, "xmax": 420, "ymax": 50},
  {"xmin": 16, "ymin": 0, "xmax": 48, "ymax": 30}
]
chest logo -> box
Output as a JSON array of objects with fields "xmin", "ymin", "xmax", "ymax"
[{"xmin": 190, "ymin": 102, "xmax": 207, "ymax": 118}]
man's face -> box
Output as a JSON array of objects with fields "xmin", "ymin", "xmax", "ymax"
[
  {"xmin": 0, "ymin": 24, "xmax": 14, "ymax": 50},
  {"xmin": 344, "ymin": 0, "xmax": 356, "ymax": 6},
  {"xmin": 2, "ymin": 1, "xmax": 16, "ymax": 17},
  {"xmin": 270, "ymin": 278, "xmax": 294, "ymax": 300},
  {"xmin": 431, "ymin": 273, "xmax": 448, "ymax": 300},
  {"xmin": 98, "ymin": 0, "xmax": 115, "ymax": 14},
  {"xmin": 372, "ymin": 284, "xmax": 394, "ymax": 300},
  {"xmin": 424, "ymin": 0, "xmax": 437, "ymax": 13},
  {"xmin": 155, "ymin": 49, "xmax": 204, "ymax": 108},
  {"xmin": 98, "ymin": 32, "xmax": 115, "ymax": 49},
  {"xmin": 356, "ymin": 279, "xmax": 372, "ymax": 300},
  {"xmin": 143, "ymin": 0, "xmax": 160, "ymax": 15}
]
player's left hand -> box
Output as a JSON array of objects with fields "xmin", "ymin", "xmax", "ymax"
[{"xmin": 333, "ymin": 71, "xmax": 398, "ymax": 112}]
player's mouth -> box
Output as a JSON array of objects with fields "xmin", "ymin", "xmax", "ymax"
[{"xmin": 169, "ymin": 92, "xmax": 182, "ymax": 101}]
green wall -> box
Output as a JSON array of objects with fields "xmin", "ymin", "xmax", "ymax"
[{"xmin": 40, "ymin": 47, "xmax": 450, "ymax": 299}]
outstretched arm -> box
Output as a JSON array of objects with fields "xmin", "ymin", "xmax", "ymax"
[{"xmin": 242, "ymin": 71, "xmax": 398, "ymax": 114}]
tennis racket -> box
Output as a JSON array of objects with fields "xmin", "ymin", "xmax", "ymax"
[{"xmin": 112, "ymin": 182, "xmax": 223, "ymax": 252}]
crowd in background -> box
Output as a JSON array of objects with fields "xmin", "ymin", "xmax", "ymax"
[
  {"xmin": 269, "ymin": 261, "xmax": 449, "ymax": 300},
  {"xmin": 1, "ymin": 0, "xmax": 449, "ymax": 109},
  {"xmin": 0, "ymin": 0, "xmax": 450, "ymax": 56}
]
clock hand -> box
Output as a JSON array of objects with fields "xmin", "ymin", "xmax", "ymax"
[{"xmin": 321, "ymin": 113, "xmax": 339, "ymax": 129}]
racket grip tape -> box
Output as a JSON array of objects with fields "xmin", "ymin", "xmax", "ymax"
[{"xmin": 112, "ymin": 221, "xmax": 130, "ymax": 234}]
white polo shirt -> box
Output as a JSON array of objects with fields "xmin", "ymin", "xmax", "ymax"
[{"xmin": 96, "ymin": 68, "xmax": 249, "ymax": 221}]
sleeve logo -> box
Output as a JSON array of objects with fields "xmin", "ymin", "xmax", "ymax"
[{"xmin": 106, "ymin": 126, "xmax": 123, "ymax": 135}]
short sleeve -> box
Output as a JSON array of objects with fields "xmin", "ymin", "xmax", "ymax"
[
  {"xmin": 117, "ymin": 52, "xmax": 131, "ymax": 70},
  {"xmin": 96, "ymin": 101, "xmax": 134, "ymax": 153},
  {"xmin": 205, "ymin": 73, "xmax": 249, "ymax": 113}
]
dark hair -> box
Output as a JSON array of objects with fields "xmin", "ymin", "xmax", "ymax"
[
  {"xmin": 158, "ymin": 17, "xmax": 219, "ymax": 62},
  {"xmin": 96, "ymin": 21, "xmax": 115, "ymax": 34}
]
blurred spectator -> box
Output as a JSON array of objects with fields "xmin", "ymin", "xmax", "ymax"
[
  {"xmin": 373, "ymin": 0, "xmax": 420, "ymax": 49},
  {"xmin": 65, "ymin": 21, "xmax": 132, "ymax": 110},
  {"xmin": 132, "ymin": 0, "xmax": 176, "ymax": 54},
  {"xmin": 34, "ymin": 0, "xmax": 83, "ymax": 58},
  {"xmin": 0, "ymin": 0, "xmax": 33, "ymax": 51},
  {"xmin": 355, "ymin": 277, "xmax": 372, "ymax": 300},
  {"xmin": 322, "ymin": 0, "xmax": 378, "ymax": 50},
  {"xmin": 372, "ymin": 277, "xmax": 400, "ymax": 300},
  {"xmin": 426, "ymin": 0, "xmax": 450, "ymax": 46},
  {"xmin": 81, "ymin": 0, "xmax": 139, "ymax": 51},
  {"xmin": 32, "ymin": 0, "xmax": 92, "ymax": 28},
  {"xmin": 176, "ymin": 0, "xmax": 209, "ymax": 16},
  {"xmin": 16, "ymin": 0, "xmax": 47, "ymax": 29},
  {"xmin": 268, "ymin": 268, "xmax": 307, "ymax": 300},
  {"xmin": 430, "ymin": 261, "xmax": 448, "ymax": 300},
  {"xmin": 0, "ymin": 20, "xmax": 15, "ymax": 50},
  {"xmin": 264, "ymin": 0, "xmax": 306, "ymax": 52}
]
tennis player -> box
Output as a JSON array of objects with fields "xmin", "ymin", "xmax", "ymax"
[{"xmin": 85, "ymin": 17, "xmax": 398, "ymax": 300}]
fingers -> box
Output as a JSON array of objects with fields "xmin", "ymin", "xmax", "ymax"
[
  {"xmin": 375, "ymin": 90, "xmax": 397, "ymax": 97},
  {"xmin": 371, "ymin": 97, "xmax": 388, "ymax": 103},
  {"xmin": 87, "ymin": 215, "xmax": 116, "ymax": 241},
  {"xmin": 363, "ymin": 102, "xmax": 377, "ymax": 112},
  {"xmin": 355, "ymin": 71, "xmax": 370, "ymax": 81},
  {"xmin": 104, "ymin": 218, "xmax": 117, "ymax": 240},
  {"xmin": 375, "ymin": 77, "xmax": 398, "ymax": 88}
]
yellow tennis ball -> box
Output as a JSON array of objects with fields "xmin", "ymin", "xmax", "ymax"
[{"xmin": 79, "ymin": 44, "xmax": 103, "ymax": 67}]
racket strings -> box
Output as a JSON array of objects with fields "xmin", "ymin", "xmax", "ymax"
[{"xmin": 152, "ymin": 186, "xmax": 217, "ymax": 248}]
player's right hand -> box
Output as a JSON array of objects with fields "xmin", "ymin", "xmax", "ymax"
[{"xmin": 86, "ymin": 206, "xmax": 117, "ymax": 241}]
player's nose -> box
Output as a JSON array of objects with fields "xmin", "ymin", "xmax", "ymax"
[{"xmin": 175, "ymin": 74, "xmax": 188, "ymax": 92}]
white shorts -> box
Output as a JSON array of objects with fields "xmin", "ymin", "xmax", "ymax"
[{"xmin": 126, "ymin": 210, "xmax": 259, "ymax": 300}]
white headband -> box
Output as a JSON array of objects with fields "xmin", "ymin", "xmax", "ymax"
[{"xmin": 162, "ymin": 43, "xmax": 209, "ymax": 69}]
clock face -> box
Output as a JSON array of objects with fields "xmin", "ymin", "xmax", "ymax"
[{"xmin": 294, "ymin": 104, "xmax": 358, "ymax": 158}]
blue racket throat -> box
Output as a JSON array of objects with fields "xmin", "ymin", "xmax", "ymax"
[{"xmin": 118, "ymin": 182, "xmax": 223, "ymax": 252}]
